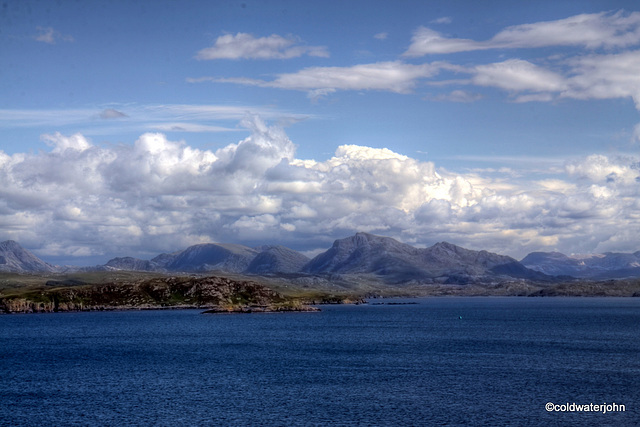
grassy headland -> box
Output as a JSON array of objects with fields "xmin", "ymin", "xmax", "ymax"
[{"xmin": 0, "ymin": 274, "xmax": 317, "ymax": 314}]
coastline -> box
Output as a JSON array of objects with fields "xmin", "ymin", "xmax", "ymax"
[{"xmin": 2, "ymin": 273, "xmax": 640, "ymax": 314}]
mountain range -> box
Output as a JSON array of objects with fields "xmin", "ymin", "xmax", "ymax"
[
  {"xmin": 2, "ymin": 233, "xmax": 640, "ymax": 282},
  {"xmin": 521, "ymin": 251, "xmax": 640, "ymax": 279},
  {"xmin": 88, "ymin": 232, "xmax": 553, "ymax": 283}
]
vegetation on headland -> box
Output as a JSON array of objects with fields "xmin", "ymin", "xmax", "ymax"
[
  {"xmin": 0, "ymin": 274, "xmax": 317, "ymax": 314},
  {"xmin": 1, "ymin": 271, "xmax": 639, "ymax": 314}
]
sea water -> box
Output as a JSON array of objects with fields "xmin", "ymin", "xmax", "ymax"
[{"xmin": 1, "ymin": 297, "xmax": 638, "ymax": 426}]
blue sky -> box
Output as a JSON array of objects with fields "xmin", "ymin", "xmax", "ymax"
[{"xmin": 2, "ymin": 0, "xmax": 640, "ymax": 265}]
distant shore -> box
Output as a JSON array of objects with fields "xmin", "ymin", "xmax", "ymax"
[{"xmin": 1, "ymin": 273, "xmax": 639, "ymax": 314}]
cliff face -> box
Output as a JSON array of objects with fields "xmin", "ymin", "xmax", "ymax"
[{"xmin": 0, "ymin": 276, "xmax": 286, "ymax": 314}]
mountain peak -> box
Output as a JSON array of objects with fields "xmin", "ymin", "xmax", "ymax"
[
  {"xmin": 246, "ymin": 245, "xmax": 310, "ymax": 274},
  {"xmin": 338, "ymin": 232, "xmax": 400, "ymax": 247},
  {"xmin": 0, "ymin": 240, "xmax": 21, "ymax": 250},
  {"xmin": 0, "ymin": 240, "xmax": 58, "ymax": 273},
  {"xmin": 304, "ymin": 232, "xmax": 424, "ymax": 277},
  {"xmin": 431, "ymin": 241, "xmax": 461, "ymax": 250}
]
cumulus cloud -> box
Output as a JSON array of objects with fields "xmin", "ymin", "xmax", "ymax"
[
  {"xmin": 2, "ymin": 118, "xmax": 640, "ymax": 262},
  {"xmin": 41, "ymin": 132, "xmax": 92, "ymax": 153},
  {"xmin": 404, "ymin": 10, "xmax": 640, "ymax": 56},
  {"xmin": 196, "ymin": 32, "xmax": 329, "ymax": 60}
]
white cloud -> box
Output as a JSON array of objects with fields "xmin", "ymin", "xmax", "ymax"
[
  {"xmin": 431, "ymin": 17, "xmax": 452, "ymax": 25},
  {"xmin": 150, "ymin": 123, "xmax": 242, "ymax": 133},
  {"xmin": 0, "ymin": 104, "xmax": 307, "ymax": 136},
  {"xmin": 424, "ymin": 90, "xmax": 483, "ymax": 103},
  {"xmin": 374, "ymin": 32, "xmax": 388, "ymax": 40},
  {"xmin": 34, "ymin": 26, "xmax": 74, "ymax": 44},
  {"xmin": 41, "ymin": 132, "xmax": 92, "ymax": 153},
  {"xmin": 404, "ymin": 10, "xmax": 640, "ymax": 56},
  {"xmin": 196, "ymin": 33, "xmax": 329, "ymax": 60},
  {"xmin": 472, "ymin": 59, "xmax": 567, "ymax": 93},
  {"xmin": 404, "ymin": 27, "xmax": 481, "ymax": 56},
  {"xmin": 491, "ymin": 11, "xmax": 640, "ymax": 50},
  {"xmin": 561, "ymin": 50, "xmax": 640, "ymax": 107},
  {"xmin": 565, "ymin": 154, "xmax": 639, "ymax": 184},
  {"xmin": 188, "ymin": 11, "xmax": 640, "ymax": 111},
  {"xmin": 100, "ymin": 109, "xmax": 128, "ymax": 119},
  {"xmin": 438, "ymin": 50, "xmax": 640, "ymax": 107},
  {"xmin": 2, "ymin": 118, "xmax": 640, "ymax": 261},
  {"xmin": 198, "ymin": 61, "xmax": 447, "ymax": 95}
]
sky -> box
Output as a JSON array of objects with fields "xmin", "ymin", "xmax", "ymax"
[{"xmin": 2, "ymin": 0, "xmax": 640, "ymax": 265}]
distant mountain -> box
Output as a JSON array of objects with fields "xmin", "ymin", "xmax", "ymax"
[
  {"xmin": 303, "ymin": 232, "xmax": 549, "ymax": 283},
  {"xmin": 522, "ymin": 251, "xmax": 640, "ymax": 279},
  {"xmin": 0, "ymin": 240, "xmax": 58, "ymax": 273},
  {"xmin": 163, "ymin": 243, "xmax": 258, "ymax": 273},
  {"xmin": 246, "ymin": 245, "xmax": 310, "ymax": 274},
  {"xmin": 104, "ymin": 257, "xmax": 161, "ymax": 272},
  {"xmin": 112, "ymin": 232, "xmax": 549, "ymax": 282},
  {"xmin": 303, "ymin": 233, "xmax": 425, "ymax": 277},
  {"xmin": 103, "ymin": 243, "xmax": 309, "ymax": 274},
  {"xmin": 421, "ymin": 241, "xmax": 549, "ymax": 281},
  {"xmin": 16, "ymin": 233, "xmax": 640, "ymax": 283},
  {"xmin": 520, "ymin": 252, "xmax": 586, "ymax": 277},
  {"xmin": 150, "ymin": 251, "xmax": 182, "ymax": 269}
]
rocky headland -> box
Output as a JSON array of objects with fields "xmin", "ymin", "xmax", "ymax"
[{"xmin": 0, "ymin": 275, "xmax": 318, "ymax": 314}]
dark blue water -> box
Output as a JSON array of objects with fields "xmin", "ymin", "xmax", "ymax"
[{"xmin": 1, "ymin": 297, "xmax": 638, "ymax": 426}]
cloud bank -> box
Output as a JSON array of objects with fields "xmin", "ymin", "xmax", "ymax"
[{"xmin": 1, "ymin": 117, "xmax": 639, "ymax": 263}]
